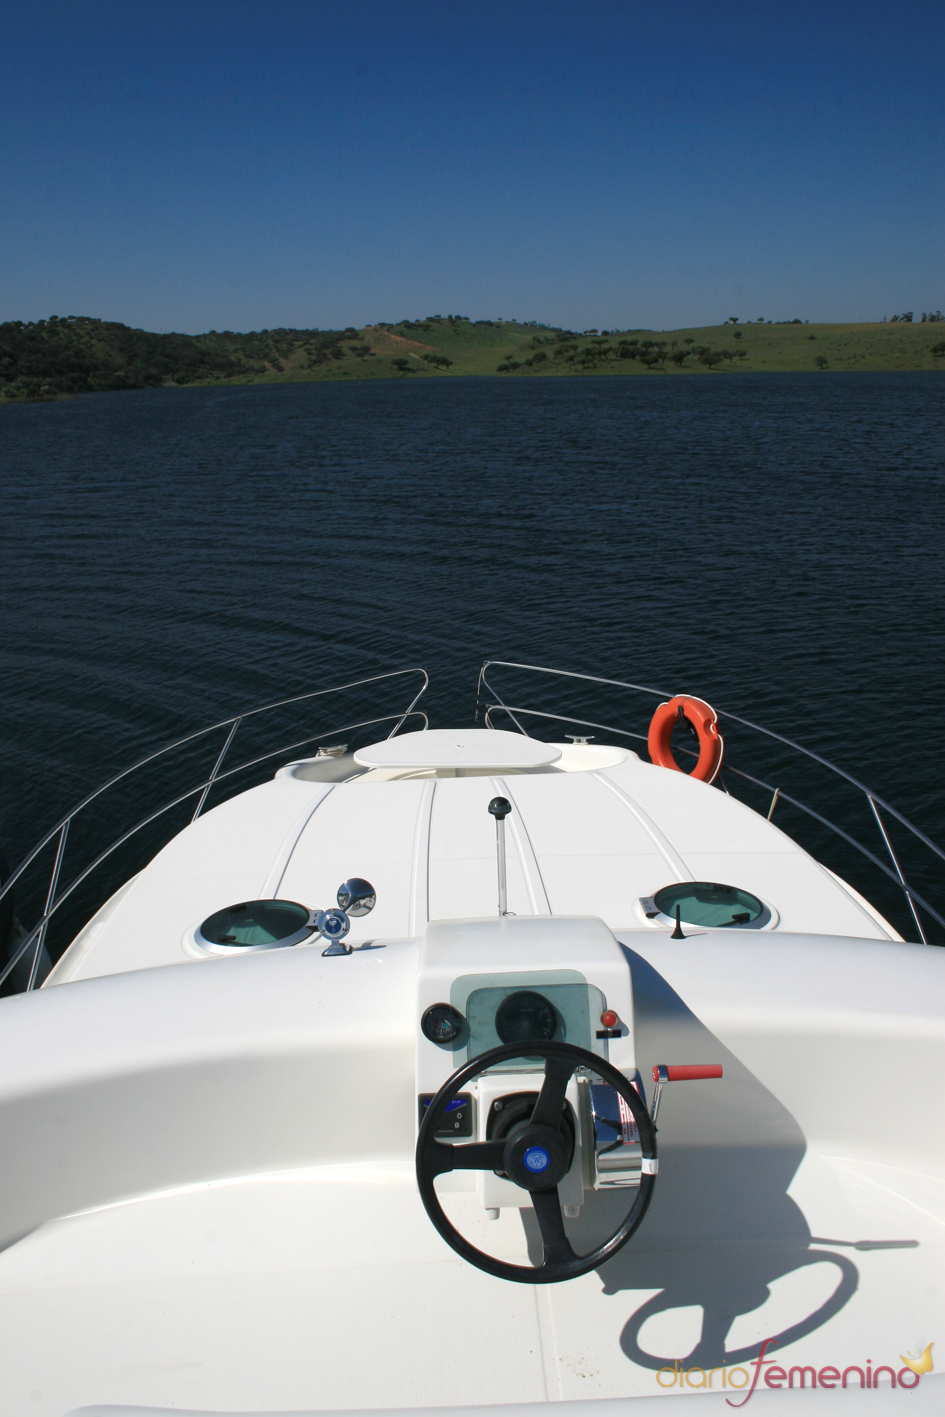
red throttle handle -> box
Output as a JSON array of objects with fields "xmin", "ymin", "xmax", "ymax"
[
  {"xmin": 652, "ymin": 1064, "xmax": 723, "ymax": 1082},
  {"xmin": 650, "ymin": 1063, "xmax": 723, "ymax": 1123}
]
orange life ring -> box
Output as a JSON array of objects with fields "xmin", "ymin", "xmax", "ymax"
[{"xmin": 647, "ymin": 696, "xmax": 723, "ymax": 783}]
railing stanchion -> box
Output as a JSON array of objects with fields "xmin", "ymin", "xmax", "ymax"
[
  {"xmin": 867, "ymin": 795, "xmax": 928, "ymax": 946},
  {"xmin": 192, "ymin": 718, "xmax": 241, "ymax": 822},
  {"xmin": 28, "ymin": 819, "xmax": 70, "ymax": 990},
  {"xmin": 386, "ymin": 671, "xmax": 430, "ymax": 739}
]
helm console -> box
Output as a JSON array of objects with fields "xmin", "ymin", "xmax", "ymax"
[{"xmin": 415, "ymin": 916, "xmax": 645, "ymax": 1231}]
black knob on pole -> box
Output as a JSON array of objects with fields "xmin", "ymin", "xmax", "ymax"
[{"xmin": 488, "ymin": 797, "xmax": 512, "ymax": 820}]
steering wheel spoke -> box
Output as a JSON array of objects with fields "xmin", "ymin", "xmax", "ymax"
[
  {"xmin": 529, "ymin": 1054, "xmax": 575, "ymax": 1128},
  {"xmin": 532, "ymin": 1188, "xmax": 576, "ymax": 1268}
]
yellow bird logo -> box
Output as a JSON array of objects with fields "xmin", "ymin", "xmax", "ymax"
[{"xmin": 899, "ymin": 1343, "xmax": 934, "ymax": 1376}]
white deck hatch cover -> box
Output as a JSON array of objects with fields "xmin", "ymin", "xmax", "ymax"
[{"xmin": 354, "ymin": 728, "xmax": 561, "ymax": 771}]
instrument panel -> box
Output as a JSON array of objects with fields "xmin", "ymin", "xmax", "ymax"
[{"xmin": 443, "ymin": 970, "xmax": 610, "ymax": 1066}]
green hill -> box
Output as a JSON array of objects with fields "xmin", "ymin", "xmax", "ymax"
[{"xmin": 2, "ymin": 312, "xmax": 943, "ymax": 401}]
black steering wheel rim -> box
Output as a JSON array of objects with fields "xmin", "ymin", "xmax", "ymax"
[{"xmin": 416, "ymin": 1040, "xmax": 657, "ymax": 1284}]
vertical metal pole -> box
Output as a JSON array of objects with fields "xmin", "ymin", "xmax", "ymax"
[
  {"xmin": 496, "ymin": 817, "xmax": 508, "ymax": 916},
  {"xmin": 488, "ymin": 796, "xmax": 512, "ymax": 917},
  {"xmin": 867, "ymin": 795, "xmax": 927, "ymax": 945},
  {"xmin": 29, "ymin": 819, "xmax": 69, "ymax": 990},
  {"xmin": 192, "ymin": 717, "xmax": 241, "ymax": 822},
  {"xmin": 767, "ymin": 787, "xmax": 780, "ymax": 821}
]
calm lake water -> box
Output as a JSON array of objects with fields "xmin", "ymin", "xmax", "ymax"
[{"xmin": 1, "ymin": 372, "xmax": 943, "ymax": 951}]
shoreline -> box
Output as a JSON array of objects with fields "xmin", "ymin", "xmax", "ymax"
[
  {"xmin": 4, "ymin": 365, "xmax": 944, "ymax": 406},
  {"xmin": 2, "ymin": 318, "xmax": 943, "ymax": 403}
]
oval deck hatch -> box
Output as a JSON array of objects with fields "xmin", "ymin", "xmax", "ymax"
[{"xmin": 354, "ymin": 728, "xmax": 561, "ymax": 772}]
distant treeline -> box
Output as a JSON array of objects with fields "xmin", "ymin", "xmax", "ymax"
[
  {"xmin": 4, "ymin": 310, "xmax": 943, "ymax": 399},
  {"xmin": 497, "ymin": 332, "xmax": 747, "ymax": 372},
  {"xmin": 0, "ymin": 316, "xmax": 359, "ymax": 400}
]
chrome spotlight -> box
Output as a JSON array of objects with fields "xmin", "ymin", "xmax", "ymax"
[
  {"xmin": 337, "ymin": 878, "xmax": 376, "ymax": 916},
  {"xmin": 318, "ymin": 907, "xmax": 352, "ymax": 956}
]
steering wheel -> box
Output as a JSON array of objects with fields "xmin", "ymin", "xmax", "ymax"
[{"xmin": 416, "ymin": 1040, "xmax": 657, "ymax": 1284}]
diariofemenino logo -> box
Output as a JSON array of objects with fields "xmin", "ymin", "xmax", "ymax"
[{"xmin": 655, "ymin": 1339, "xmax": 934, "ymax": 1407}]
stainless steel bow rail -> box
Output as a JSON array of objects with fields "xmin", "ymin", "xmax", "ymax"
[
  {"xmin": 4, "ymin": 659, "xmax": 941, "ymax": 993},
  {"xmin": 476, "ymin": 659, "xmax": 945, "ymax": 946},
  {"xmin": 0, "ymin": 669, "xmax": 429, "ymax": 992}
]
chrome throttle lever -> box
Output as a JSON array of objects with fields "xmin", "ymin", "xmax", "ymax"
[{"xmin": 651, "ymin": 1063, "xmax": 723, "ymax": 1123}]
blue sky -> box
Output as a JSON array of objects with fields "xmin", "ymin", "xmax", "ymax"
[{"xmin": 2, "ymin": 2, "xmax": 941, "ymax": 333}]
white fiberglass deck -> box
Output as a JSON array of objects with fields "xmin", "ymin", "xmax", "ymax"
[{"xmin": 48, "ymin": 739, "xmax": 897, "ymax": 987}]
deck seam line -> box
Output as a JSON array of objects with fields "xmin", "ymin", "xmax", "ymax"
[{"xmin": 591, "ymin": 771, "xmax": 692, "ymax": 879}]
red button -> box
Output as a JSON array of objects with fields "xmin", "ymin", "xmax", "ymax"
[{"xmin": 601, "ymin": 1010, "xmax": 618, "ymax": 1028}]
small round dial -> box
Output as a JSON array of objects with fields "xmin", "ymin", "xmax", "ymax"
[{"xmin": 421, "ymin": 1003, "xmax": 466, "ymax": 1045}]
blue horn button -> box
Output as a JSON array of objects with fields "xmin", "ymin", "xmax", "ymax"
[{"xmin": 523, "ymin": 1147, "xmax": 551, "ymax": 1172}]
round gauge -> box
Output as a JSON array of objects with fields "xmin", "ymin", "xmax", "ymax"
[
  {"xmin": 421, "ymin": 1003, "xmax": 466, "ymax": 1045},
  {"xmin": 494, "ymin": 990, "xmax": 558, "ymax": 1045}
]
